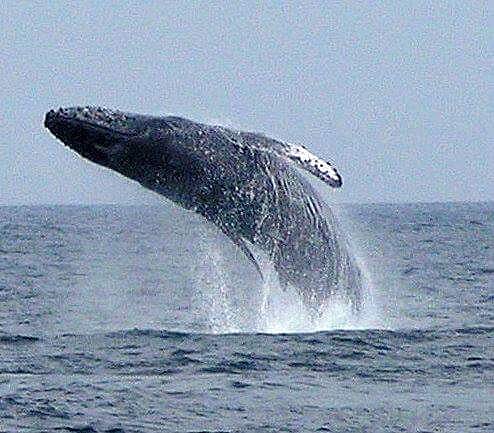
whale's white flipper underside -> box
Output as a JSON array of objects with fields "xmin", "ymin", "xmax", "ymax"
[
  {"xmin": 278, "ymin": 142, "xmax": 342, "ymax": 188},
  {"xmin": 217, "ymin": 127, "xmax": 342, "ymax": 188}
]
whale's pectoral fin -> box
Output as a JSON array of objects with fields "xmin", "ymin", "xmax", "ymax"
[
  {"xmin": 280, "ymin": 143, "xmax": 342, "ymax": 188},
  {"xmin": 217, "ymin": 222, "xmax": 264, "ymax": 279}
]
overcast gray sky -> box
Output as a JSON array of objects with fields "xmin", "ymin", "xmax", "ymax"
[{"xmin": 1, "ymin": 1, "xmax": 491, "ymax": 205}]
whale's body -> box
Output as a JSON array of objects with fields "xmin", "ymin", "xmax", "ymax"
[{"xmin": 45, "ymin": 106, "xmax": 362, "ymax": 310}]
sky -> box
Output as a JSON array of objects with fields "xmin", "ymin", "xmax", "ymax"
[{"xmin": 0, "ymin": 1, "xmax": 491, "ymax": 205}]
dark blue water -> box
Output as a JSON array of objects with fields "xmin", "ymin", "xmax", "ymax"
[{"xmin": 1, "ymin": 202, "xmax": 492, "ymax": 432}]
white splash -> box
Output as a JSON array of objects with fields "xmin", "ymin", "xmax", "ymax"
[
  {"xmin": 255, "ymin": 251, "xmax": 384, "ymax": 333},
  {"xmin": 194, "ymin": 230, "xmax": 384, "ymax": 334},
  {"xmin": 194, "ymin": 241, "xmax": 243, "ymax": 334}
]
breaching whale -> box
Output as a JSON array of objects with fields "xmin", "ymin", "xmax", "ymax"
[{"xmin": 45, "ymin": 106, "xmax": 362, "ymax": 311}]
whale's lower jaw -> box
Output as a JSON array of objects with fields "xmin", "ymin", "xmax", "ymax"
[{"xmin": 45, "ymin": 106, "xmax": 362, "ymax": 312}]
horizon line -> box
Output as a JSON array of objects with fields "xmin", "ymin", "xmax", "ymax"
[{"xmin": 1, "ymin": 199, "xmax": 492, "ymax": 207}]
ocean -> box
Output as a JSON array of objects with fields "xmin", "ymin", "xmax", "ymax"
[{"xmin": 0, "ymin": 202, "xmax": 492, "ymax": 432}]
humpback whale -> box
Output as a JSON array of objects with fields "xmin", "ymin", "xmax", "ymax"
[{"xmin": 45, "ymin": 106, "xmax": 362, "ymax": 311}]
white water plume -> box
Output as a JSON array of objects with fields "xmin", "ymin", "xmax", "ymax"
[
  {"xmin": 257, "ymin": 258, "xmax": 380, "ymax": 334},
  {"xmin": 195, "ymin": 240, "xmax": 244, "ymax": 334},
  {"xmin": 194, "ymin": 227, "xmax": 383, "ymax": 334}
]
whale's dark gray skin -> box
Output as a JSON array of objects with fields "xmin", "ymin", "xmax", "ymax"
[{"xmin": 45, "ymin": 106, "xmax": 362, "ymax": 310}]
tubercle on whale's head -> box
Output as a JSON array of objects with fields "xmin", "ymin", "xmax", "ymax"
[{"xmin": 45, "ymin": 106, "xmax": 138, "ymax": 134}]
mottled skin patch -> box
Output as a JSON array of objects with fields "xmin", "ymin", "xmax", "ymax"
[{"xmin": 45, "ymin": 106, "xmax": 362, "ymax": 311}]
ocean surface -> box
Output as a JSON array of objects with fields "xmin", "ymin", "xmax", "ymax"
[{"xmin": 0, "ymin": 202, "xmax": 492, "ymax": 432}]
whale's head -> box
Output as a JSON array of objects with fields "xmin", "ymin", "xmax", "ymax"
[
  {"xmin": 44, "ymin": 106, "xmax": 156, "ymax": 167},
  {"xmin": 44, "ymin": 106, "xmax": 192, "ymax": 178},
  {"xmin": 45, "ymin": 106, "xmax": 208, "ymax": 203}
]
